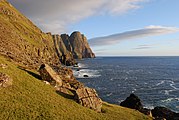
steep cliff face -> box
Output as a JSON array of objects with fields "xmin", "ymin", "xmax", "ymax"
[
  {"xmin": 61, "ymin": 34, "xmax": 72, "ymax": 52},
  {"xmin": 60, "ymin": 31, "xmax": 95, "ymax": 59},
  {"xmin": 0, "ymin": 0, "xmax": 60, "ymax": 69},
  {"xmin": 52, "ymin": 34, "xmax": 76, "ymax": 66}
]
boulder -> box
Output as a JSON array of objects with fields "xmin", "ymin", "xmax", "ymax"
[
  {"xmin": 120, "ymin": 94, "xmax": 143, "ymax": 111},
  {"xmin": 83, "ymin": 75, "xmax": 89, "ymax": 78},
  {"xmin": 120, "ymin": 94, "xmax": 153, "ymax": 116},
  {"xmin": 39, "ymin": 64, "xmax": 62, "ymax": 87},
  {"xmin": 0, "ymin": 72, "xmax": 12, "ymax": 88},
  {"xmin": 74, "ymin": 87, "xmax": 102, "ymax": 112},
  {"xmin": 0, "ymin": 63, "xmax": 8, "ymax": 69},
  {"xmin": 151, "ymin": 106, "xmax": 179, "ymax": 120},
  {"xmin": 53, "ymin": 66, "xmax": 84, "ymax": 90}
]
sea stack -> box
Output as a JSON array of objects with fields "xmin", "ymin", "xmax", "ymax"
[{"xmin": 62, "ymin": 31, "xmax": 95, "ymax": 59}]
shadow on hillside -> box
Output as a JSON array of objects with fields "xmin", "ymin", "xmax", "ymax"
[
  {"xmin": 56, "ymin": 90, "xmax": 75, "ymax": 100},
  {"xmin": 18, "ymin": 66, "xmax": 42, "ymax": 80}
]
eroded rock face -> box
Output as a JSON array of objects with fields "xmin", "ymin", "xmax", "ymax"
[
  {"xmin": 39, "ymin": 64, "xmax": 62, "ymax": 87},
  {"xmin": 0, "ymin": 72, "xmax": 12, "ymax": 88},
  {"xmin": 61, "ymin": 34, "xmax": 72, "ymax": 52},
  {"xmin": 69, "ymin": 31, "xmax": 95, "ymax": 59},
  {"xmin": 59, "ymin": 31, "xmax": 95, "ymax": 59},
  {"xmin": 54, "ymin": 66, "xmax": 84, "ymax": 90},
  {"xmin": 151, "ymin": 106, "xmax": 179, "ymax": 120},
  {"xmin": 52, "ymin": 34, "xmax": 76, "ymax": 66},
  {"xmin": 74, "ymin": 87, "xmax": 102, "ymax": 112}
]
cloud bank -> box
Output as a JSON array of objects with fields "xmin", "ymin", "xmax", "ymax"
[
  {"xmin": 89, "ymin": 25, "xmax": 179, "ymax": 46},
  {"xmin": 8, "ymin": 0, "xmax": 148, "ymax": 33}
]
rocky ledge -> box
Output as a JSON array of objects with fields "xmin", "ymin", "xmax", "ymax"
[
  {"xmin": 39, "ymin": 64, "xmax": 102, "ymax": 112},
  {"xmin": 120, "ymin": 93, "xmax": 179, "ymax": 120}
]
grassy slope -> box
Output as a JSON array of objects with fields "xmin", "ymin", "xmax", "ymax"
[
  {"xmin": 0, "ymin": 0, "xmax": 59, "ymax": 69},
  {"xmin": 0, "ymin": 56, "xmax": 152, "ymax": 120}
]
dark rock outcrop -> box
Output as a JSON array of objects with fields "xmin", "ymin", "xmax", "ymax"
[
  {"xmin": 83, "ymin": 75, "xmax": 89, "ymax": 78},
  {"xmin": 74, "ymin": 87, "xmax": 102, "ymax": 112},
  {"xmin": 120, "ymin": 94, "xmax": 152, "ymax": 117},
  {"xmin": 151, "ymin": 106, "xmax": 179, "ymax": 120},
  {"xmin": 120, "ymin": 94, "xmax": 143, "ymax": 111},
  {"xmin": 0, "ymin": 72, "xmax": 12, "ymax": 88}
]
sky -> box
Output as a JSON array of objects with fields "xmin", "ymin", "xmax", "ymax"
[{"xmin": 8, "ymin": 0, "xmax": 179, "ymax": 56}]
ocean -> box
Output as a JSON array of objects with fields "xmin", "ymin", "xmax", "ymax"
[{"xmin": 72, "ymin": 57, "xmax": 179, "ymax": 112}]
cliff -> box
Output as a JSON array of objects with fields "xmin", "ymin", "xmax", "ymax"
[
  {"xmin": 60, "ymin": 31, "xmax": 95, "ymax": 59},
  {"xmin": 51, "ymin": 31, "xmax": 95, "ymax": 65},
  {"xmin": 52, "ymin": 34, "xmax": 76, "ymax": 66},
  {"xmin": 69, "ymin": 31, "xmax": 95, "ymax": 59}
]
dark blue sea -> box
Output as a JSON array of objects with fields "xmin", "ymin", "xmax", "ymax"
[{"xmin": 72, "ymin": 57, "xmax": 179, "ymax": 112}]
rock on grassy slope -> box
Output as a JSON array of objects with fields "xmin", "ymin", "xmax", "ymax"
[{"xmin": 0, "ymin": 0, "xmax": 152, "ymax": 119}]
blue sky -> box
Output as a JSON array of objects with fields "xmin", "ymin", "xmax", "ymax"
[{"xmin": 9, "ymin": 0, "xmax": 179, "ymax": 56}]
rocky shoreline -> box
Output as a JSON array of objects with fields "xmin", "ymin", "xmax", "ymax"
[
  {"xmin": 38, "ymin": 62, "xmax": 179, "ymax": 120},
  {"xmin": 120, "ymin": 93, "xmax": 179, "ymax": 120}
]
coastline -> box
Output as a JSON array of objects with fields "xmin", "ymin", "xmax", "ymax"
[{"xmin": 74, "ymin": 57, "xmax": 179, "ymax": 113}]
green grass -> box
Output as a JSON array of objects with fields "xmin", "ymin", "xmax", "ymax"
[{"xmin": 0, "ymin": 56, "xmax": 152, "ymax": 120}]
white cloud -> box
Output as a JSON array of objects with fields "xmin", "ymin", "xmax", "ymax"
[
  {"xmin": 133, "ymin": 44, "xmax": 154, "ymax": 49},
  {"xmin": 89, "ymin": 25, "xmax": 179, "ymax": 46},
  {"xmin": 8, "ymin": 0, "xmax": 148, "ymax": 33}
]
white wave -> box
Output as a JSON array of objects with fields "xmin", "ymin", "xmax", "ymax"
[
  {"xmin": 144, "ymin": 104, "xmax": 154, "ymax": 110},
  {"xmin": 106, "ymin": 93, "xmax": 113, "ymax": 97},
  {"xmin": 170, "ymin": 83, "xmax": 179, "ymax": 90},
  {"xmin": 164, "ymin": 90, "xmax": 170, "ymax": 95},
  {"xmin": 161, "ymin": 98, "xmax": 179, "ymax": 102},
  {"xmin": 156, "ymin": 80, "xmax": 165, "ymax": 86},
  {"xmin": 132, "ymin": 88, "xmax": 136, "ymax": 93},
  {"xmin": 73, "ymin": 69, "xmax": 101, "ymax": 78},
  {"xmin": 77, "ymin": 63, "xmax": 87, "ymax": 68}
]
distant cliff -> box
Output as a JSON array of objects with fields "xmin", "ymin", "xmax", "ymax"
[
  {"xmin": 52, "ymin": 31, "xmax": 95, "ymax": 60},
  {"xmin": 51, "ymin": 31, "xmax": 95, "ymax": 65}
]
